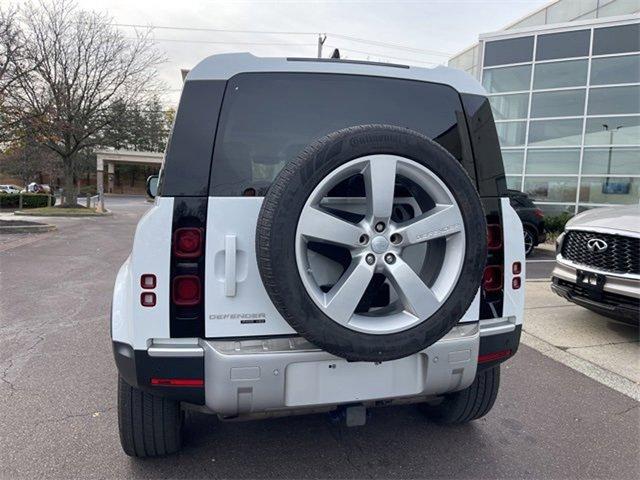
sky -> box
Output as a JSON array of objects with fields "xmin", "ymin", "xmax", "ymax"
[{"xmin": 54, "ymin": 0, "xmax": 552, "ymax": 106}]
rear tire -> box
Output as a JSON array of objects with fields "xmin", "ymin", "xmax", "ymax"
[
  {"xmin": 421, "ymin": 366, "xmax": 500, "ymax": 424},
  {"xmin": 117, "ymin": 375, "xmax": 184, "ymax": 457}
]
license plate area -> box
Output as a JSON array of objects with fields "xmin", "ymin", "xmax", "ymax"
[
  {"xmin": 284, "ymin": 355, "xmax": 426, "ymax": 407},
  {"xmin": 576, "ymin": 269, "xmax": 606, "ymax": 298}
]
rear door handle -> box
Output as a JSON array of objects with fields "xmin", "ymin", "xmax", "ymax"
[{"xmin": 224, "ymin": 234, "xmax": 236, "ymax": 297}]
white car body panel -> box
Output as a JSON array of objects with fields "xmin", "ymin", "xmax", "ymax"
[
  {"xmin": 501, "ymin": 198, "xmax": 526, "ymax": 324},
  {"xmin": 186, "ymin": 53, "xmax": 486, "ymax": 96},
  {"xmin": 204, "ymin": 197, "xmax": 296, "ymax": 337},
  {"xmin": 565, "ymin": 205, "xmax": 640, "ymax": 236},
  {"xmin": 112, "ymin": 197, "xmax": 174, "ymax": 349}
]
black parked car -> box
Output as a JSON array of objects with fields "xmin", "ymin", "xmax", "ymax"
[{"xmin": 508, "ymin": 190, "xmax": 546, "ymax": 257}]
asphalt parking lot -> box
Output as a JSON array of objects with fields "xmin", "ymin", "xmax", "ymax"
[{"xmin": 1, "ymin": 196, "xmax": 638, "ymax": 479}]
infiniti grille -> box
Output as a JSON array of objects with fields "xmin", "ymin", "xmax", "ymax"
[{"xmin": 561, "ymin": 230, "xmax": 639, "ymax": 275}]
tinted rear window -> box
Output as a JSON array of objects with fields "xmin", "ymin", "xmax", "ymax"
[{"xmin": 210, "ymin": 73, "xmax": 466, "ymax": 196}]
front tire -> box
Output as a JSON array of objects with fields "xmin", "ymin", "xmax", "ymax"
[
  {"xmin": 117, "ymin": 376, "xmax": 184, "ymax": 457},
  {"xmin": 421, "ymin": 366, "xmax": 500, "ymax": 424},
  {"xmin": 523, "ymin": 227, "xmax": 536, "ymax": 257}
]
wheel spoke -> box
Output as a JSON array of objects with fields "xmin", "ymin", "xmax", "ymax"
[
  {"xmin": 298, "ymin": 207, "xmax": 364, "ymax": 247},
  {"xmin": 396, "ymin": 204, "xmax": 463, "ymax": 244},
  {"xmin": 385, "ymin": 258, "xmax": 441, "ymax": 320},
  {"xmin": 364, "ymin": 156, "xmax": 397, "ymax": 222},
  {"xmin": 323, "ymin": 257, "xmax": 375, "ymax": 325}
]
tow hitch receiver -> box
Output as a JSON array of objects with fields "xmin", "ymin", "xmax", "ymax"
[{"xmin": 330, "ymin": 404, "xmax": 367, "ymax": 427}]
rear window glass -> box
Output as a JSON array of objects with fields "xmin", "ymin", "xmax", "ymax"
[{"xmin": 210, "ymin": 73, "xmax": 465, "ymax": 196}]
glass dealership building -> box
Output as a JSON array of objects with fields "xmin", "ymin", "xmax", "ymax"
[{"xmin": 449, "ymin": 1, "xmax": 640, "ymax": 215}]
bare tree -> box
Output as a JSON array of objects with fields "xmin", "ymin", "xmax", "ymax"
[
  {"xmin": 7, "ymin": 0, "xmax": 164, "ymax": 206},
  {"xmin": 1, "ymin": 133, "xmax": 61, "ymax": 187},
  {"xmin": 0, "ymin": 5, "xmax": 30, "ymax": 142}
]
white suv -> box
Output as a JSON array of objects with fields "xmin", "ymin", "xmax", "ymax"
[{"xmin": 111, "ymin": 53, "xmax": 526, "ymax": 457}]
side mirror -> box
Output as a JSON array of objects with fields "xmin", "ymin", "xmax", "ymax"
[{"xmin": 146, "ymin": 175, "xmax": 159, "ymax": 198}]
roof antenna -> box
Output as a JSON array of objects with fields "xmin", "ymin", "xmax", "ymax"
[{"xmin": 331, "ymin": 48, "xmax": 341, "ymax": 59}]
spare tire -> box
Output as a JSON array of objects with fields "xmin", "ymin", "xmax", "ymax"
[{"xmin": 256, "ymin": 125, "xmax": 486, "ymax": 362}]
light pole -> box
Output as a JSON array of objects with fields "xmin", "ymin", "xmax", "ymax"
[
  {"xmin": 317, "ymin": 34, "xmax": 326, "ymax": 58},
  {"xmin": 602, "ymin": 123, "xmax": 622, "ymax": 176}
]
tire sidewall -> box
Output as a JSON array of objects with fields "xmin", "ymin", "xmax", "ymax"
[{"xmin": 257, "ymin": 125, "xmax": 487, "ymax": 362}]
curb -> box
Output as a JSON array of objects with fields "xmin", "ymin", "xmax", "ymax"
[
  {"xmin": 14, "ymin": 209, "xmax": 112, "ymax": 217},
  {"xmin": 0, "ymin": 224, "xmax": 57, "ymax": 233},
  {"xmin": 520, "ymin": 331, "xmax": 640, "ymax": 401}
]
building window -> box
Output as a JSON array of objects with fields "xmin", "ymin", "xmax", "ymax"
[
  {"xmin": 495, "ymin": 121, "xmax": 527, "ymax": 146},
  {"xmin": 524, "ymin": 176, "xmax": 578, "ymax": 202},
  {"xmin": 484, "ymin": 36, "xmax": 534, "ymax": 67},
  {"xmin": 588, "ymin": 85, "xmax": 640, "ymax": 115},
  {"xmin": 506, "ymin": 176, "xmax": 522, "ymax": 190},
  {"xmin": 590, "ymin": 54, "xmax": 640, "ymax": 85},
  {"xmin": 582, "ymin": 147, "xmax": 640, "ymax": 175},
  {"xmin": 584, "ymin": 116, "xmax": 640, "ymax": 145},
  {"xmin": 525, "ymin": 148, "xmax": 581, "ymax": 174},
  {"xmin": 536, "ymin": 29, "xmax": 590, "ymax": 61},
  {"xmin": 593, "ymin": 23, "xmax": 640, "ymax": 56},
  {"xmin": 489, "ymin": 93, "xmax": 529, "ymax": 120},
  {"xmin": 533, "ymin": 59, "xmax": 588, "ymax": 89},
  {"xmin": 482, "ymin": 64, "xmax": 531, "ymax": 93},
  {"xmin": 579, "ymin": 177, "xmax": 639, "ymax": 205},
  {"xmin": 531, "ymin": 89, "xmax": 586, "ymax": 118},
  {"xmin": 502, "ymin": 149, "xmax": 525, "ymax": 174},
  {"xmin": 528, "ymin": 119, "xmax": 583, "ymax": 146}
]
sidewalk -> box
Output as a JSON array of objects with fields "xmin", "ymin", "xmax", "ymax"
[{"xmin": 522, "ymin": 281, "xmax": 639, "ymax": 399}]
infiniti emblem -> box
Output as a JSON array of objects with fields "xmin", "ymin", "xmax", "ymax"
[{"xmin": 587, "ymin": 238, "xmax": 608, "ymax": 253}]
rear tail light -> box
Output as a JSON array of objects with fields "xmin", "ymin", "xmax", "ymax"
[
  {"xmin": 173, "ymin": 228, "xmax": 203, "ymax": 258},
  {"xmin": 479, "ymin": 349, "xmax": 512, "ymax": 364},
  {"xmin": 487, "ymin": 224, "xmax": 502, "ymax": 250},
  {"xmin": 512, "ymin": 262, "xmax": 522, "ymax": 275},
  {"xmin": 140, "ymin": 292, "xmax": 156, "ymax": 307},
  {"xmin": 512, "ymin": 277, "xmax": 521, "ymax": 290},
  {"xmin": 140, "ymin": 274, "xmax": 156, "ymax": 289},
  {"xmin": 483, "ymin": 266, "xmax": 503, "ymax": 292},
  {"xmin": 534, "ymin": 208, "xmax": 544, "ymax": 219},
  {"xmin": 151, "ymin": 378, "xmax": 204, "ymax": 387},
  {"xmin": 172, "ymin": 275, "xmax": 201, "ymax": 306}
]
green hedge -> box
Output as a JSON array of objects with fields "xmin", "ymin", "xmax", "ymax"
[
  {"xmin": 0, "ymin": 193, "xmax": 56, "ymax": 209},
  {"xmin": 545, "ymin": 212, "xmax": 573, "ymax": 234}
]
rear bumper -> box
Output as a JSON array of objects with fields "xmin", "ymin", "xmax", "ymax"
[{"xmin": 114, "ymin": 318, "xmax": 521, "ymax": 416}]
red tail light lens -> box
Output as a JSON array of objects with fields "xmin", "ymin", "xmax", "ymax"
[
  {"xmin": 483, "ymin": 266, "xmax": 503, "ymax": 292},
  {"xmin": 151, "ymin": 378, "xmax": 204, "ymax": 387},
  {"xmin": 173, "ymin": 228, "xmax": 203, "ymax": 258},
  {"xmin": 512, "ymin": 276, "xmax": 521, "ymax": 290},
  {"xmin": 172, "ymin": 275, "xmax": 201, "ymax": 306},
  {"xmin": 487, "ymin": 224, "xmax": 502, "ymax": 250},
  {"xmin": 534, "ymin": 208, "xmax": 544, "ymax": 219},
  {"xmin": 140, "ymin": 274, "xmax": 156, "ymax": 289},
  {"xmin": 512, "ymin": 262, "xmax": 522, "ymax": 275},
  {"xmin": 140, "ymin": 292, "xmax": 156, "ymax": 307},
  {"xmin": 478, "ymin": 349, "xmax": 512, "ymax": 364}
]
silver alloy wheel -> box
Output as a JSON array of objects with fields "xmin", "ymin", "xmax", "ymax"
[
  {"xmin": 295, "ymin": 154, "xmax": 466, "ymax": 335},
  {"xmin": 523, "ymin": 229, "xmax": 534, "ymax": 256}
]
